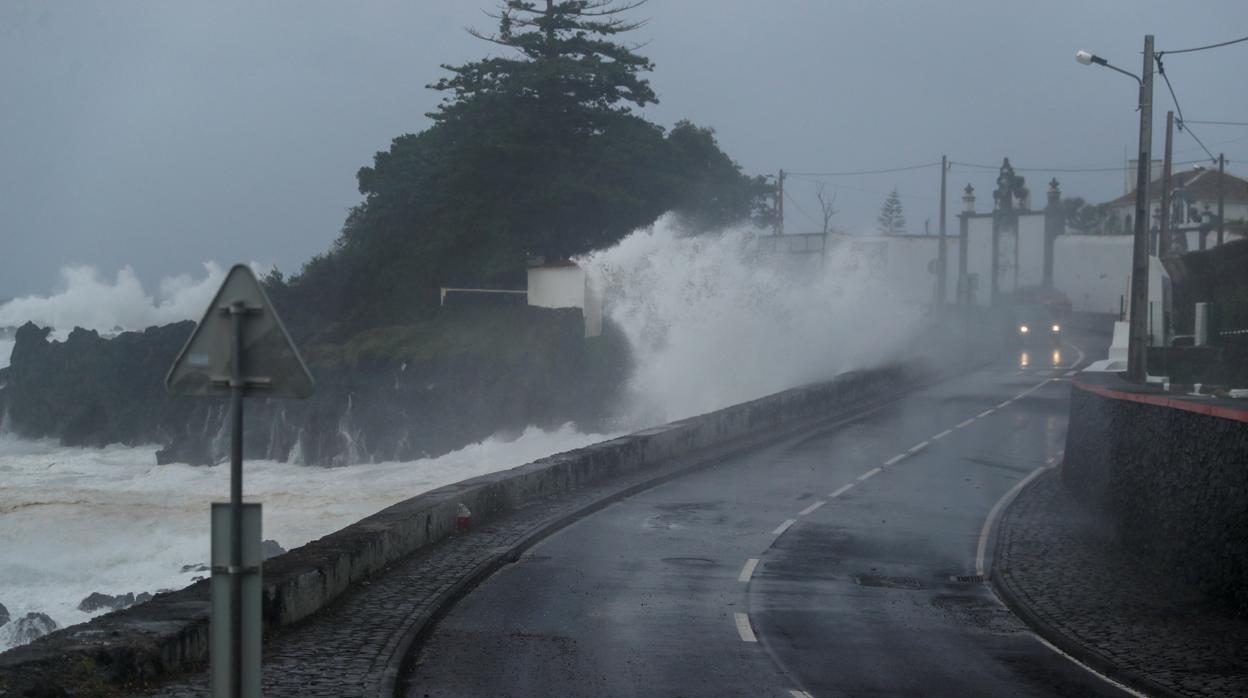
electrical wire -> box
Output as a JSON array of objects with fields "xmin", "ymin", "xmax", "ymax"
[
  {"xmin": 1159, "ymin": 34, "xmax": 1248, "ymax": 56},
  {"xmin": 785, "ymin": 161, "xmax": 942, "ymax": 177},
  {"xmin": 1155, "ymin": 53, "xmax": 1219, "ymax": 163},
  {"xmin": 1181, "ymin": 120, "xmax": 1248, "ymax": 127},
  {"xmin": 783, "ymin": 189, "xmax": 822, "ymax": 228}
]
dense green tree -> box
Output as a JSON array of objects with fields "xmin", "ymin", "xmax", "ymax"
[
  {"xmin": 284, "ymin": 0, "xmax": 771, "ymax": 330},
  {"xmin": 877, "ymin": 188, "xmax": 906, "ymax": 234}
]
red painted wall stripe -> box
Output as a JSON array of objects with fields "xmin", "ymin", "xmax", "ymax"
[{"xmin": 1072, "ymin": 379, "xmax": 1248, "ymax": 424}]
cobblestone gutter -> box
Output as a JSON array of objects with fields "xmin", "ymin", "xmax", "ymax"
[{"xmin": 0, "ymin": 364, "xmax": 915, "ymax": 696}]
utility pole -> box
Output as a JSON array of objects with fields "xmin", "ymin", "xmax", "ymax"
[
  {"xmin": 1126, "ymin": 34, "xmax": 1154, "ymax": 383},
  {"xmin": 1217, "ymin": 153, "xmax": 1226, "ymax": 247},
  {"xmin": 938, "ymin": 155, "xmax": 948, "ymax": 306},
  {"xmin": 1159, "ymin": 111, "xmax": 1174, "ymax": 258}
]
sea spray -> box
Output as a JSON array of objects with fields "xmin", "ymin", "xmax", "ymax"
[{"xmin": 580, "ymin": 216, "xmax": 923, "ymax": 426}]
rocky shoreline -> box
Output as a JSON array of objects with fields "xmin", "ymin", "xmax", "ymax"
[{"xmin": 0, "ymin": 305, "xmax": 630, "ymax": 466}]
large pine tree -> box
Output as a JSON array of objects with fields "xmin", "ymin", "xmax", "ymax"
[
  {"xmin": 285, "ymin": 1, "xmax": 771, "ymax": 330},
  {"xmin": 877, "ymin": 188, "xmax": 906, "ymax": 234}
]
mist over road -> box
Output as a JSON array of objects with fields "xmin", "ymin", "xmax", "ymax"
[{"xmin": 404, "ymin": 333, "xmax": 1129, "ymax": 697}]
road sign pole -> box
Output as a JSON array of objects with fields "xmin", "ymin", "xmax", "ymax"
[{"xmin": 228, "ymin": 301, "xmax": 246, "ymax": 698}]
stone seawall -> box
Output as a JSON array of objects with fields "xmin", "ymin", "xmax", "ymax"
[
  {"xmin": 0, "ymin": 363, "xmax": 915, "ymax": 693},
  {"xmin": 1063, "ymin": 375, "xmax": 1248, "ymax": 614}
]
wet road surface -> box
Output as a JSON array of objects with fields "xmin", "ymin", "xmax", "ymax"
[{"xmin": 404, "ymin": 338, "xmax": 1131, "ymax": 697}]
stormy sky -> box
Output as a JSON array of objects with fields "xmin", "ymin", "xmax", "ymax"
[{"xmin": 2, "ymin": 0, "xmax": 1247, "ymax": 299}]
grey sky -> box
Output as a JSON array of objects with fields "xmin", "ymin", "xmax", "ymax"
[{"xmin": 2, "ymin": 0, "xmax": 1247, "ymax": 299}]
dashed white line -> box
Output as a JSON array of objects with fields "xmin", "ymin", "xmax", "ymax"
[
  {"xmin": 790, "ymin": 691, "xmax": 815, "ymax": 698},
  {"xmin": 734, "ymin": 612, "xmax": 757, "ymax": 642},
  {"xmin": 976, "ymin": 466, "xmax": 1050, "ymax": 576},
  {"xmin": 932, "ymin": 428, "xmax": 953, "ymax": 441},
  {"xmin": 883, "ymin": 453, "xmax": 907, "ymax": 466},
  {"xmin": 1065, "ymin": 370, "xmax": 1078, "ymax": 377},
  {"xmin": 858, "ymin": 467, "xmax": 882, "ymax": 481},
  {"xmin": 977, "ymin": 408, "xmax": 995, "ymax": 418},
  {"xmin": 738, "ymin": 558, "xmax": 759, "ymax": 583},
  {"xmin": 956, "ymin": 418, "xmax": 976, "ymax": 428},
  {"xmin": 772, "ymin": 519, "xmax": 797, "ymax": 536},
  {"xmin": 996, "ymin": 400, "xmax": 1013, "ymax": 408},
  {"xmin": 908, "ymin": 440, "xmax": 929, "ymax": 453},
  {"xmin": 798, "ymin": 500, "xmax": 826, "ymax": 516},
  {"xmin": 829, "ymin": 483, "xmax": 855, "ymax": 498}
]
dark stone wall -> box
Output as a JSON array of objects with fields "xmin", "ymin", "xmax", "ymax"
[{"xmin": 1064, "ymin": 380, "xmax": 1248, "ymax": 614}]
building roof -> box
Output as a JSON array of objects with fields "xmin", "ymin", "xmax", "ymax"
[{"xmin": 1106, "ymin": 167, "xmax": 1248, "ymax": 207}]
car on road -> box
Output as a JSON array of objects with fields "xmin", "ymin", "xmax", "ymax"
[{"xmin": 1010, "ymin": 303, "xmax": 1062, "ymax": 347}]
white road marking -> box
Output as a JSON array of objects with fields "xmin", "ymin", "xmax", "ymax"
[
  {"xmin": 734, "ymin": 612, "xmax": 757, "ymax": 642},
  {"xmin": 738, "ymin": 558, "xmax": 759, "ymax": 583},
  {"xmin": 790, "ymin": 691, "xmax": 815, "ymax": 698},
  {"xmin": 1065, "ymin": 370, "xmax": 1078, "ymax": 377},
  {"xmin": 1068, "ymin": 341, "xmax": 1086, "ymax": 369},
  {"xmin": 908, "ymin": 441, "xmax": 929, "ymax": 453},
  {"xmin": 1032, "ymin": 633, "xmax": 1149, "ymax": 698},
  {"xmin": 976, "ymin": 466, "xmax": 1050, "ymax": 576},
  {"xmin": 932, "ymin": 428, "xmax": 953, "ymax": 441},
  {"xmin": 829, "ymin": 483, "xmax": 855, "ymax": 498},
  {"xmin": 858, "ymin": 467, "xmax": 882, "ymax": 481},
  {"xmin": 956, "ymin": 418, "xmax": 976, "ymax": 428},
  {"xmin": 883, "ymin": 453, "xmax": 907, "ymax": 466},
  {"xmin": 798, "ymin": 500, "xmax": 826, "ymax": 516},
  {"xmin": 772, "ymin": 519, "xmax": 797, "ymax": 536},
  {"xmin": 996, "ymin": 400, "xmax": 1013, "ymax": 408},
  {"xmin": 977, "ymin": 409, "xmax": 995, "ymax": 418}
]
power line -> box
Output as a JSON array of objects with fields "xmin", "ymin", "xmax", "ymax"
[
  {"xmin": 1182, "ymin": 119, "xmax": 1248, "ymax": 127},
  {"xmin": 783, "ymin": 189, "xmax": 821, "ymax": 228},
  {"xmin": 1155, "ymin": 53, "xmax": 1219, "ymax": 163},
  {"xmin": 1159, "ymin": 34, "xmax": 1248, "ymax": 56},
  {"xmin": 786, "ymin": 161, "xmax": 942, "ymax": 177}
]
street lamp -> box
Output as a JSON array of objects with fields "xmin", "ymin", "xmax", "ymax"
[{"xmin": 1075, "ymin": 37, "xmax": 1154, "ymax": 383}]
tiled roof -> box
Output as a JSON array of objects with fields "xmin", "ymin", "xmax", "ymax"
[{"xmin": 1106, "ymin": 168, "xmax": 1248, "ymax": 206}]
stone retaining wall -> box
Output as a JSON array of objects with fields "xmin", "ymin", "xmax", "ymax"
[
  {"xmin": 0, "ymin": 364, "xmax": 914, "ymax": 693},
  {"xmin": 1063, "ymin": 377, "xmax": 1248, "ymax": 615}
]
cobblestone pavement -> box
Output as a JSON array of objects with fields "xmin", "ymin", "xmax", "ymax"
[
  {"xmin": 994, "ymin": 469, "xmax": 1248, "ymax": 697},
  {"xmin": 137, "ymin": 454, "xmax": 707, "ymax": 697}
]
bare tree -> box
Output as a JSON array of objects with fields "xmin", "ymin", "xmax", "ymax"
[{"xmin": 815, "ymin": 181, "xmax": 838, "ymax": 234}]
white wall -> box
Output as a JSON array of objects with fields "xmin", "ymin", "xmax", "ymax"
[
  {"xmin": 1053, "ymin": 235, "xmax": 1131, "ymax": 315},
  {"xmin": 526, "ymin": 265, "xmax": 602, "ymax": 337},
  {"xmin": 1017, "ymin": 215, "xmax": 1046, "ymax": 288}
]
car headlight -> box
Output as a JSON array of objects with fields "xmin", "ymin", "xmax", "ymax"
[
  {"xmin": 1051, "ymin": 324, "xmax": 1061, "ymax": 332},
  {"xmin": 1019, "ymin": 325, "xmax": 1029, "ymax": 334}
]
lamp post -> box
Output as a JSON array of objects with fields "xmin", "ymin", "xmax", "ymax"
[{"xmin": 1076, "ymin": 37, "xmax": 1154, "ymax": 383}]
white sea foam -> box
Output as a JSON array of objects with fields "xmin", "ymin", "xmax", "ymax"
[
  {"xmin": 0, "ymin": 425, "xmax": 612, "ymax": 651},
  {"xmin": 0, "ymin": 339, "xmax": 13, "ymax": 370},
  {"xmin": 0, "ymin": 263, "xmax": 269, "ymax": 334},
  {"xmin": 582, "ymin": 216, "xmax": 922, "ymax": 425}
]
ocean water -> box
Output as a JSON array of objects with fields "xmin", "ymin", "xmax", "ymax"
[{"xmin": 0, "ymin": 424, "xmax": 613, "ymax": 651}]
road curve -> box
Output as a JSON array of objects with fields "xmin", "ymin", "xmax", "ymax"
[{"xmin": 403, "ymin": 336, "xmax": 1130, "ymax": 697}]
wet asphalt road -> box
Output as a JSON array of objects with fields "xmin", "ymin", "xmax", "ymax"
[{"xmin": 404, "ymin": 337, "xmax": 1129, "ymax": 697}]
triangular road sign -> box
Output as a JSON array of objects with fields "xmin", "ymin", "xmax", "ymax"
[{"xmin": 166, "ymin": 264, "xmax": 314, "ymax": 399}]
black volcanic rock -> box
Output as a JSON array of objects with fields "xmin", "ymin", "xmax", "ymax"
[
  {"xmin": 261, "ymin": 540, "xmax": 286, "ymax": 560},
  {"xmin": 0, "ymin": 306, "xmax": 631, "ymax": 466},
  {"xmin": 0, "ymin": 602, "xmax": 9, "ymax": 628}
]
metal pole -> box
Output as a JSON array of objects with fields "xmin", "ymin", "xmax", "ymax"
[
  {"xmin": 938, "ymin": 155, "xmax": 948, "ymax": 306},
  {"xmin": 1217, "ymin": 153, "xmax": 1225, "ymax": 247},
  {"xmin": 1127, "ymin": 34, "xmax": 1154, "ymax": 383},
  {"xmin": 1159, "ymin": 111, "xmax": 1174, "ymax": 258},
  {"xmin": 228, "ymin": 301, "xmax": 246, "ymax": 697}
]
